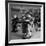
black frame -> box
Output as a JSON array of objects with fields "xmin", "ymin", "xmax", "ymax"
[{"xmin": 5, "ymin": 0, "xmax": 45, "ymax": 46}]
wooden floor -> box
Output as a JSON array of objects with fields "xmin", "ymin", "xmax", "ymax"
[{"xmin": 10, "ymin": 30, "xmax": 40, "ymax": 40}]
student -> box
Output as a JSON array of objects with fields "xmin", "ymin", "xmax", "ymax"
[
  {"xmin": 22, "ymin": 14, "xmax": 32, "ymax": 39},
  {"xmin": 11, "ymin": 14, "xmax": 19, "ymax": 32},
  {"xmin": 22, "ymin": 12, "xmax": 35, "ymax": 39}
]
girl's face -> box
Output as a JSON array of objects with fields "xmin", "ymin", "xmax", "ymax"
[
  {"xmin": 16, "ymin": 23, "xmax": 22, "ymax": 31},
  {"xmin": 14, "ymin": 15, "xmax": 17, "ymax": 18}
]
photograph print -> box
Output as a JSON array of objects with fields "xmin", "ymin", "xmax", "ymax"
[{"xmin": 6, "ymin": 1, "xmax": 45, "ymax": 45}]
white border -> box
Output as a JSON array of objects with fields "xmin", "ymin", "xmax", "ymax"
[{"xmin": 40, "ymin": 5, "xmax": 43, "ymax": 41}]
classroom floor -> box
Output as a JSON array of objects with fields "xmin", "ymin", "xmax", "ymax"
[{"xmin": 10, "ymin": 30, "xmax": 40, "ymax": 40}]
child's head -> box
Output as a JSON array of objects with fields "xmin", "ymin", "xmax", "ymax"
[{"xmin": 13, "ymin": 14, "xmax": 17, "ymax": 18}]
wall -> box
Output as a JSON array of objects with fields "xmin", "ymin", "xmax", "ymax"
[{"xmin": 0, "ymin": 0, "xmax": 46, "ymax": 46}]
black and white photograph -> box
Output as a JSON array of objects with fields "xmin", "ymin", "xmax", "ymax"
[{"xmin": 5, "ymin": 1, "xmax": 45, "ymax": 45}]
